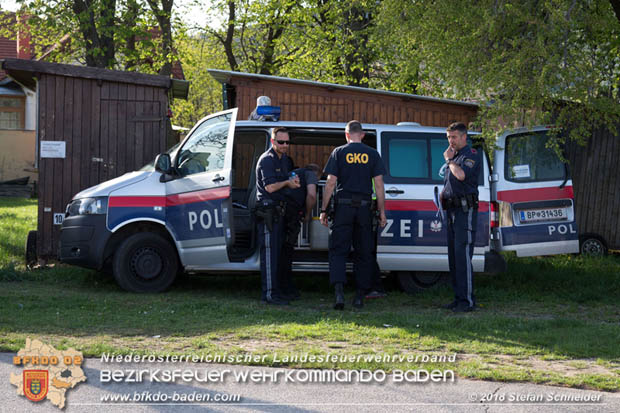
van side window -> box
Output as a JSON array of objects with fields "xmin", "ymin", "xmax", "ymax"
[
  {"xmin": 388, "ymin": 138, "xmax": 428, "ymax": 178},
  {"xmin": 382, "ymin": 132, "xmax": 448, "ymax": 183},
  {"xmin": 176, "ymin": 113, "xmax": 231, "ymax": 176},
  {"xmin": 430, "ymin": 139, "xmax": 446, "ymax": 181},
  {"xmin": 382, "ymin": 131, "xmax": 484, "ymax": 185},
  {"xmin": 505, "ymin": 131, "xmax": 566, "ymax": 182}
]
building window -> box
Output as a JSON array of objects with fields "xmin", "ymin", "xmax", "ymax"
[{"xmin": 0, "ymin": 96, "xmax": 25, "ymax": 129}]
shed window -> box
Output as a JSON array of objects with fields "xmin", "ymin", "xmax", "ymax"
[{"xmin": 0, "ymin": 96, "xmax": 25, "ymax": 129}]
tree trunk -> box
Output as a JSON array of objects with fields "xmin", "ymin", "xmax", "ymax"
[
  {"xmin": 73, "ymin": 0, "xmax": 117, "ymax": 68},
  {"xmin": 147, "ymin": 0, "xmax": 174, "ymax": 77},
  {"xmin": 610, "ymin": 0, "xmax": 620, "ymax": 23}
]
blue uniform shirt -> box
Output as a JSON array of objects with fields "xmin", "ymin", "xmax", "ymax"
[
  {"xmin": 256, "ymin": 148, "xmax": 291, "ymax": 202},
  {"xmin": 442, "ymin": 145, "xmax": 481, "ymax": 199},
  {"xmin": 287, "ymin": 167, "xmax": 319, "ymax": 210},
  {"xmin": 324, "ymin": 142, "xmax": 386, "ymax": 198}
]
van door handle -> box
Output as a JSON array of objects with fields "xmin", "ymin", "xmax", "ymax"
[
  {"xmin": 212, "ymin": 175, "xmax": 225, "ymax": 182},
  {"xmin": 386, "ymin": 189, "xmax": 404, "ymax": 195}
]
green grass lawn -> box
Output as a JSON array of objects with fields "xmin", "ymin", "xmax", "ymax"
[{"xmin": 1, "ymin": 197, "xmax": 619, "ymax": 391}]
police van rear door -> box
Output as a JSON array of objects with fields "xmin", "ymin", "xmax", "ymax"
[
  {"xmin": 166, "ymin": 108, "xmax": 238, "ymax": 269},
  {"xmin": 377, "ymin": 126, "xmax": 491, "ymax": 272},
  {"xmin": 493, "ymin": 126, "xmax": 579, "ymax": 257}
]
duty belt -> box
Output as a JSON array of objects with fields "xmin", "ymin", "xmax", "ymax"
[
  {"xmin": 336, "ymin": 198, "xmax": 371, "ymax": 207},
  {"xmin": 442, "ymin": 194, "xmax": 479, "ymax": 210},
  {"xmin": 253, "ymin": 201, "xmax": 286, "ymax": 231}
]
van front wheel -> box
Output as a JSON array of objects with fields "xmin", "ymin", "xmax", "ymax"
[
  {"xmin": 396, "ymin": 271, "xmax": 444, "ymax": 294},
  {"xmin": 113, "ymin": 232, "xmax": 178, "ymax": 293}
]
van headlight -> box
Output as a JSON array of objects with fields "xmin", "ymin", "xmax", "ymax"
[{"xmin": 65, "ymin": 197, "xmax": 108, "ymax": 216}]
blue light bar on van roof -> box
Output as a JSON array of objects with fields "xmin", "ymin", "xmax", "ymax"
[{"xmin": 256, "ymin": 105, "xmax": 281, "ymax": 121}]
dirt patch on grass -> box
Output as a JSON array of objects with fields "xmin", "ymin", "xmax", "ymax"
[{"xmin": 459, "ymin": 353, "xmax": 620, "ymax": 378}]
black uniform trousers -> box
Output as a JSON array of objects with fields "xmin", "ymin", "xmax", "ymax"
[
  {"xmin": 446, "ymin": 206, "xmax": 478, "ymax": 307},
  {"xmin": 328, "ymin": 203, "xmax": 372, "ymax": 290},
  {"xmin": 258, "ymin": 217, "xmax": 285, "ymax": 301},
  {"xmin": 279, "ymin": 205, "xmax": 303, "ymax": 295},
  {"xmin": 353, "ymin": 210, "xmax": 383, "ymax": 292}
]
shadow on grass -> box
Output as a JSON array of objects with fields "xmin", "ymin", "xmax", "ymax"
[
  {"xmin": 0, "ymin": 237, "xmax": 25, "ymax": 260},
  {"xmin": 0, "ymin": 255, "xmax": 619, "ymax": 362},
  {"xmin": 0, "ymin": 197, "xmax": 37, "ymax": 208}
]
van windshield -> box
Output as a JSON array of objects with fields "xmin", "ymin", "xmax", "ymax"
[{"xmin": 504, "ymin": 131, "xmax": 566, "ymax": 182}]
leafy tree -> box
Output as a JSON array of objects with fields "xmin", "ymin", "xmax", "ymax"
[
  {"xmin": 198, "ymin": 0, "xmax": 380, "ymax": 86},
  {"xmin": 3, "ymin": 0, "xmax": 178, "ymax": 74},
  {"xmin": 200, "ymin": 0, "xmax": 300, "ymax": 75},
  {"xmin": 169, "ymin": 30, "xmax": 228, "ymax": 127},
  {"xmin": 279, "ymin": 0, "xmax": 380, "ymax": 87},
  {"xmin": 376, "ymin": 0, "xmax": 620, "ymax": 145}
]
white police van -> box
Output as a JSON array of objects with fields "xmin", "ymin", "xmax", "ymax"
[{"xmin": 59, "ymin": 108, "xmax": 579, "ymax": 292}]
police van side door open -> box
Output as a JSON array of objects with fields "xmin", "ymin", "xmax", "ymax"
[
  {"xmin": 493, "ymin": 126, "xmax": 579, "ymax": 257},
  {"xmin": 165, "ymin": 108, "xmax": 238, "ymax": 269}
]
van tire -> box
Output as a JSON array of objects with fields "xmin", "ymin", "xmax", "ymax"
[
  {"xmin": 112, "ymin": 232, "xmax": 178, "ymax": 293},
  {"xmin": 579, "ymin": 233, "xmax": 607, "ymax": 257},
  {"xmin": 396, "ymin": 271, "xmax": 444, "ymax": 294}
]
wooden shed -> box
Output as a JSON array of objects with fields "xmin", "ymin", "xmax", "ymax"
[
  {"xmin": 567, "ymin": 128, "xmax": 620, "ymax": 251},
  {"xmin": 1, "ymin": 58, "xmax": 189, "ymax": 260},
  {"xmin": 208, "ymin": 69, "xmax": 479, "ymax": 127},
  {"xmin": 208, "ymin": 70, "xmax": 480, "ymax": 194}
]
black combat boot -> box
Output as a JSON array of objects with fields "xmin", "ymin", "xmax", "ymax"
[
  {"xmin": 352, "ymin": 290, "xmax": 364, "ymax": 309},
  {"xmin": 334, "ymin": 283, "xmax": 345, "ymax": 310}
]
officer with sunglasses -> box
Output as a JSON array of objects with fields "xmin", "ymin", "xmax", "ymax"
[{"xmin": 255, "ymin": 127, "xmax": 300, "ymax": 305}]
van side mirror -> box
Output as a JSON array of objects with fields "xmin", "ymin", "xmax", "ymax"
[{"xmin": 155, "ymin": 153, "xmax": 171, "ymax": 173}]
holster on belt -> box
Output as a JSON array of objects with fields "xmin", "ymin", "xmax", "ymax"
[
  {"xmin": 441, "ymin": 194, "xmax": 479, "ymax": 211},
  {"xmin": 254, "ymin": 201, "xmax": 283, "ymax": 232},
  {"xmin": 371, "ymin": 199, "xmax": 379, "ymax": 232}
]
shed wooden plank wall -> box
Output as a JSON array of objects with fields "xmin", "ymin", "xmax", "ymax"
[
  {"xmin": 567, "ymin": 128, "xmax": 620, "ymax": 250},
  {"xmin": 37, "ymin": 73, "xmax": 168, "ymax": 258},
  {"xmin": 229, "ymin": 78, "xmax": 477, "ymax": 127},
  {"xmin": 288, "ymin": 143, "xmax": 339, "ymax": 172}
]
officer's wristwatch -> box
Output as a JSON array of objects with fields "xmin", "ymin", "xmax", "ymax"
[
  {"xmin": 320, "ymin": 209, "xmax": 327, "ymax": 213},
  {"xmin": 445, "ymin": 158, "xmax": 453, "ymax": 166}
]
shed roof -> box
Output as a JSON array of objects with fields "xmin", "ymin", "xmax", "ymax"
[
  {"xmin": 0, "ymin": 58, "xmax": 189, "ymax": 99},
  {"xmin": 208, "ymin": 69, "xmax": 478, "ymax": 108}
]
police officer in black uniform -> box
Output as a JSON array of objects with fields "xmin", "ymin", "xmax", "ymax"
[
  {"xmin": 279, "ymin": 164, "xmax": 321, "ymax": 299},
  {"xmin": 441, "ymin": 122, "xmax": 482, "ymax": 312},
  {"xmin": 255, "ymin": 127, "xmax": 300, "ymax": 305},
  {"xmin": 320, "ymin": 121, "xmax": 387, "ymax": 310}
]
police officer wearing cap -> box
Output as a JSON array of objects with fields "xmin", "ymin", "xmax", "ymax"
[
  {"xmin": 320, "ymin": 121, "xmax": 387, "ymax": 310},
  {"xmin": 255, "ymin": 127, "xmax": 300, "ymax": 305},
  {"xmin": 441, "ymin": 122, "xmax": 482, "ymax": 312}
]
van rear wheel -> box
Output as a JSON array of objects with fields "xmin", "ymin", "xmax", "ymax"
[
  {"xmin": 579, "ymin": 234, "xmax": 607, "ymax": 257},
  {"xmin": 112, "ymin": 232, "xmax": 178, "ymax": 293},
  {"xmin": 396, "ymin": 271, "xmax": 444, "ymax": 294}
]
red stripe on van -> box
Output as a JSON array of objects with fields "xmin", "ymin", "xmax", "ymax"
[
  {"xmin": 165, "ymin": 186, "xmax": 230, "ymax": 206},
  {"xmin": 497, "ymin": 186, "xmax": 573, "ymax": 203},
  {"xmin": 109, "ymin": 187, "xmax": 231, "ymax": 208},
  {"xmin": 385, "ymin": 200, "xmax": 490, "ymax": 212},
  {"xmin": 385, "ymin": 200, "xmax": 439, "ymax": 211},
  {"xmin": 108, "ymin": 196, "xmax": 165, "ymax": 207}
]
